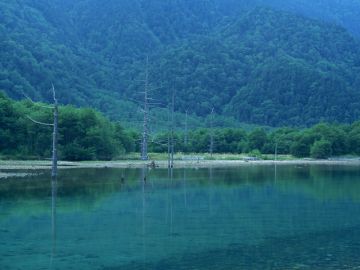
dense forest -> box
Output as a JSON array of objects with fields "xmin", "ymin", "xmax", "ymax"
[
  {"xmin": 150, "ymin": 121, "xmax": 360, "ymax": 160},
  {"xmin": 1, "ymin": 0, "xmax": 360, "ymax": 127},
  {"xmin": 141, "ymin": 8, "xmax": 360, "ymax": 125},
  {"xmin": 2, "ymin": 93, "xmax": 360, "ymax": 160},
  {"xmin": 0, "ymin": 92, "xmax": 136, "ymax": 161}
]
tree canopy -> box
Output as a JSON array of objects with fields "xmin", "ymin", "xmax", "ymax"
[
  {"xmin": 0, "ymin": 92, "xmax": 135, "ymax": 161},
  {"xmin": 1, "ymin": 1, "xmax": 360, "ymax": 127}
]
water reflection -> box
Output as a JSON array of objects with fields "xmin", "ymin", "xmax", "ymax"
[
  {"xmin": 1, "ymin": 165, "xmax": 360, "ymax": 269},
  {"xmin": 168, "ymin": 167, "xmax": 174, "ymax": 236},
  {"xmin": 1, "ymin": 166, "xmax": 360, "ymax": 219},
  {"xmin": 183, "ymin": 168, "xmax": 187, "ymax": 208},
  {"xmin": 50, "ymin": 176, "xmax": 57, "ymax": 269},
  {"xmin": 274, "ymin": 162, "xmax": 277, "ymax": 184},
  {"xmin": 141, "ymin": 166, "xmax": 147, "ymax": 269}
]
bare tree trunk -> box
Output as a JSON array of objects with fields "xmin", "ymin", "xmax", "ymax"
[
  {"xmin": 184, "ymin": 110, "xmax": 188, "ymax": 149},
  {"xmin": 141, "ymin": 57, "xmax": 149, "ymax": 161},
  {"xmin": 167, "ymin": 106, "xmax": 171, "ymax": 168},
  {"xmin": 52, "ymin": 87, "xmax": 58, "ymax": 177},
  {"xmin": 170, "ymin": 90, "xmax": 175, "ymax": 168},
  {"xmin": 25, "ymin": 85, "xmax": 58, "ymax": 177},
  {"xmin": 209, "ymin": 108, "xmax": 214, "ymax": 158}
]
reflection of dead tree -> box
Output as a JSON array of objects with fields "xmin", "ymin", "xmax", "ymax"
[
  {"xmin": 183, "ymin": 168, "xmax": 187, "ymax": 208},
  {"xmin": 25, "ymin": 85, "xmax": 58, "ymax": 177},
  {"xmin": 184, "ymin": 110, "xmax": 188, "ymax": 148},
  {"xmin": 140, "ymin": 166, "xmax": 147, "ymax": 265},
  {"xmin": 50, "ymin": 176, "xmax": 57, "ymax": 269}
]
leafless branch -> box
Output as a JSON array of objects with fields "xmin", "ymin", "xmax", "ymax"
[
  {"xmin": 26, "ymin": 116, "xmax": 54, "ymax": 126},
  {"xmin": 151, "ymin": 141, "xmax": 168, "ymax": 146},
  {"xmin": 22, "ymin": 91, "xmax": 54, "ymax": 109},
  {"xmin": 124, "ymin": 97, "xmax": 142, "ymax": 104},
  {"xmin": 148, "ymin": 86, "xmax": 164, "ymax": 92}
]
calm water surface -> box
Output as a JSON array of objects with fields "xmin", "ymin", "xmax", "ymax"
[{"xmin": 1, "ymin": 165, "xmax": 360, "ymax": 269}]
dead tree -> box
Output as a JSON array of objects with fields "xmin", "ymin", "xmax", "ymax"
[
  {"xmin": 51, "ymin": 86, "xmax": 59, "ymax": 177},
  {"xmin": 25, "ymin": 84, "xmax": 59, "ymax": 177},
  {"xmin": 209, "ymin": 107, "xmax": 215, "ymax": 157},
  {"xmin": 167, "ymin": 105, "xmax": 171, "ymax": 168},
  {"xmin": 131, "ymin": 57, "xmax": 165, "ymax": 161},
  {"xmin": 170, "ymin": 89, "xmax": 175, "ymax": 168},
  {"xmin": 141, "ymin": 57, "xmax": 150, "ymax": 160},
  {"xmin": 166, "ymin": 89, "xmax": 176, "ymax": 168},
  {"xmin": 184, "ymin": 110, "xmax": 188, "ymax": 147}
]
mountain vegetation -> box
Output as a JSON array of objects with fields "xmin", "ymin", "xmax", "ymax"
[
  {"xmin": 0, "ymin": 92, "xmax": 136, "ymax": 161},
  {"xmin": 140, "ymin": 8, "xmax": 360, "ymax": 126},
  {"xmin": 1, "ymin": 0, "xmax": 360, "ymax": 128},
  {"xmin": 2, "ymin": 92, "xmax": 360, "ymax": 160}
]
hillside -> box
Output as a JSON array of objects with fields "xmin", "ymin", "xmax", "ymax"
[
  {"xmin": 261, "ymin": 0, "xmax": 360, "ymax": 38},
  {"xmin": 121, "ymin": 8, "xmax": 360, "ymax": 126},
  {"xmin": 1, "ymin": 0, "xmax": 360, "ymax": 127}
]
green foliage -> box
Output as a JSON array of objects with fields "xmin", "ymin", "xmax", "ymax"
[
  {"xmin": 310, "ymin": 139, "xmax": 333, "ymax": 159},
  {"xmin": 3, "ymin": 91, "xmax": 360, "ymax": 159},
  {"xmin": 0, "ymin": 92, "xmax": 22, "ymax": 154},
  {"xmin": 142, "ymin": 8, "xmax": 360, "ymax": 126},
  {"xmin": 1, "ymin": 1, "xmax": 360, "ymax": 127},
  {"xmin": 0, "ymin": 93, "xmax": 133, "ymax": 161},
  {"xmin": 148, "ymin": 121, "xmax": 360, "ymax": 158},
  {"xmin": 290, "ymin": 141, "xmax": 310, "ymax": 158},
  {"xmin": 260, "ymin": 0, "xmax": 360, "ymax": 38},
  {"xmin": 249, "ymin": 149, "xmax": 262, "ymax": 159},
  {"xmin": 248, "ymin": 129, "xmax": 267, "ymax": 152}
]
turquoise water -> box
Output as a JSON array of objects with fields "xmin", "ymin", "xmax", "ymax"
[{"xmin": 1, "ymin": 165, "xmax": 360, "ymax": 269}]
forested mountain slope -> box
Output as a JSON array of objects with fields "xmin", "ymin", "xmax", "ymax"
[
  {"xmin": 122, "ymin": 8, "xmax": 360, "ymax": 126},
  {"xmin": 1, "ymin": 0, "xmax": 360, "ymax": 127},
  {"xmin": 0, "ymin": 0, "xmax": 118, "ymax": 104},
  {"xmin": 260, "ymin": 0, "xmax": 360, "ymax": 38}
]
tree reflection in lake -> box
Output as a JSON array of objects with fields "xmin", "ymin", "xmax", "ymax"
[
  {"xmin": 50, "ymin": 176, "xmax": 57, "ymax": 269},
  {"xmin": 1, "ymin": 165, "xmax": 360, "ymax": 269}
]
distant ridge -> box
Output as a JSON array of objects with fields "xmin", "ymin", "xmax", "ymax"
[{"xmin": 1, "ymin": 0, "xmax": 360, "ymax": 127}]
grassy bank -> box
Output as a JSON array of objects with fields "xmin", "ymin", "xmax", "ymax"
[
  {"xmin": 115, "ymin": 152, "xmax": 294, "ymax": 161},
  {"xmin": 1, "ymin": 156, "xmax": 360, "ymax": 175}
]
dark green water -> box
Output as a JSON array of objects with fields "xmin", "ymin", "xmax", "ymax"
[{"xmin": 1, "ymin": 165, "xmax": 360, "ymax": 269}]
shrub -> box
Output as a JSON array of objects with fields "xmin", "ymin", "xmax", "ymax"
[{"xmin": 310, "ymin": 139, "xmax": 332, "ymax": 159}]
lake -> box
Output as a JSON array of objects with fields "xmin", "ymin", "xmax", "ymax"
[{"xmin": 1, "ymin": 164, "xmax": 360, "ymax": 269}]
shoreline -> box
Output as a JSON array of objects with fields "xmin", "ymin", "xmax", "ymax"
[
  {"xmin": 1, "ymin": 159, "xmax": 360, "ymax": 171},
  {"xmin": 1, "ymin": 159, "xmax": 360, "ymax": 179}
]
